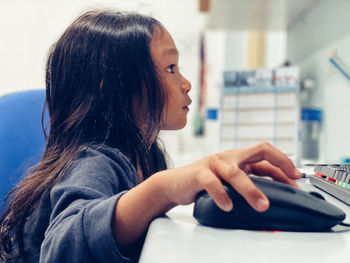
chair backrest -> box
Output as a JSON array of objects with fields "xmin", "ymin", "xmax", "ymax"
[{"xmin": 0, "ymin": 90, "xmax": 46, "ymax": 211}]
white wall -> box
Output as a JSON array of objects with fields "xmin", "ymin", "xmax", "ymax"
[
  {"xmin": 291, "ymin": 35, "xmax": 350, "ymax": 163},
  {"xmin": 265, "ymin": 31, "xmax": 287, "ymax": 68},
  {"xmin": 0, "ymin": 0, "xmax": 289, "ymax": 166},
  {"xmin": 287, "ymin": 0, "xmax": 350, "ymax": 163},
  {"xmin": 0, "ymin": 0, "xmax": 209, "ymax": 166},
  {"xmin": 0, "ymin": 0, "xmax": 207, "ymax": 96},
  {"xmin": 0, "ymin": 0, "xmax": 146, "ymax": 96}
]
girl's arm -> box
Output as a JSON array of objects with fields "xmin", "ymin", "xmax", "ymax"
[{"xmin": 113, "ymin": 143, "xmax": 302, "ymax": 250}]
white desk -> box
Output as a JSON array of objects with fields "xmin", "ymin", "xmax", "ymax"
[{"xmin": 139, "ymin": 179, "xmax": 350, "ymax": 263}]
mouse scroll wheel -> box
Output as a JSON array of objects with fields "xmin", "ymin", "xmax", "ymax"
[{"xmin": 309, "ymin": 191, "xmax": 325, "ymax": 200}]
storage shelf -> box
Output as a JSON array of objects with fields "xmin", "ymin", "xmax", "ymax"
[
  {"xmin": 221, "ymin": 137, "xmax": 294, "ymax": 142},
  {"xmin": 222, "ymin": 106, "xmax": 295, "ymax": 111},
  {"xmin": 219, "ymin": 68, "xmax": 299, "ymax": 162},
  {"xmin": 221, "ymin": 122, "xmax": 295, "ymax": 126},
  {"xmin": 223, "ymin": 85, "xmax": 297, "ymax": 94}
]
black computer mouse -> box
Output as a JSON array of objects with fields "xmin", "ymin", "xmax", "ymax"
[{"xmin": 193, "ymin": 176, "xmax": 346, "ymax": 232}]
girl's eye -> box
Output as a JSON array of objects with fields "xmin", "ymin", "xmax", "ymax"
[{"xmin": 166, "ymin": 64, "xmax": 176, "ymax": 74}]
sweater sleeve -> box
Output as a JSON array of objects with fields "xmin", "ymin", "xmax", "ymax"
[{"xmin": 39, "ymin": 148, "xmax": 138, "ymax": 263}]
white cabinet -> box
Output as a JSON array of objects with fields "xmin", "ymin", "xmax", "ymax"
[{"xmin": 220, "ymin": 67, "xmax": 300, "ymax": 162}]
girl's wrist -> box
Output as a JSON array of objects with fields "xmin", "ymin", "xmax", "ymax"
[{"xmin": 149, "ymin": 171, "xmax": 177, "ymax": 214}]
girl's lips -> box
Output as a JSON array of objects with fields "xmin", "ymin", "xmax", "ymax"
[{"xmin": 183, "ymin": 99, "xmax": 191, "ymax": 111}]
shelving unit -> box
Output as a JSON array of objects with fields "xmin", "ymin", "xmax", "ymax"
[{"xmin": 220, "ymin": 70, "xmax": 300, "ymax": 162}]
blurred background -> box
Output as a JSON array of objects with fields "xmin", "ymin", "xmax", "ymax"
[{"xmin": 1, "ymin": 0, "xmax": 350, "ymax": 168}]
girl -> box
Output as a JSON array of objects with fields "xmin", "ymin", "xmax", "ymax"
[{"xmin": 0, "ymin": 9, "xmax": 301, "ymax": 263}]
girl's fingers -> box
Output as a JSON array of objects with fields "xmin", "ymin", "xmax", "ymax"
[
  {"xmin": 227, "ymin": 169, "xmax": 269, "ymax": 212},
  {"xmin": 211, "ymin": 159, "xmax": 269, "ymax": 212},
  {"xmin": 232, "ymin": 143, "xmax": 301, "ymax": 180},
  {"xmin": 197, "ymin": 143, "xmax": 301, "ymax": 213},
  {"xmin": 197, "ymin": 172, "xmax": 233, "ymax": 212},
  {"xmin": 247, "ymin": 161, "xmax": 300, "ymax": 188}
]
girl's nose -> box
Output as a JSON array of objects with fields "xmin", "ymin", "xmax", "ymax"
[{"xmin": 181, "ymin": 77, "xmax": 191, "ymax": 94}]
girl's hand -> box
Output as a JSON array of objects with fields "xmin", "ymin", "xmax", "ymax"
[
  {"xmin": 163, "ymin": 142, "xmax": 302, "ymax": 213},
  {"xmin": 113, "ymin": 142, "xmax": 301, "ymax": 249}
]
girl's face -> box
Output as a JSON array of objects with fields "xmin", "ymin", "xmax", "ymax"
[{"xmin": 150, "ymin": 27, "xmax": 192, "ymax": 130}]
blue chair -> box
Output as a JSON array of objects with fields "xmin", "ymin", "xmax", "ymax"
[{"xmin": 0, "ymin": 90, "xmax": 47, "ymax": 211}]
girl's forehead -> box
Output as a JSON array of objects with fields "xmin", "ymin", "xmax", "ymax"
[{"xmin": 150, "ymin": 28, "xmax": 178, "ymax": 61}]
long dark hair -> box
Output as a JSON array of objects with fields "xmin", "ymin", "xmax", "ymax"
[{"xmin": 0, "ymin": 10, "xmax": 168, "ymax": 260}]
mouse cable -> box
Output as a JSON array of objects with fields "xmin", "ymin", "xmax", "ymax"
[{"xmin": 339, "ymin": 222, "xmax": 350, "ymax": 227}]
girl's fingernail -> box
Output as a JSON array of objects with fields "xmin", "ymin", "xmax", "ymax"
[
  {"xmin": 256, "ymin": 198, "xmax": 269, "ymax": 211},
  {"xmin": 223, "ymin": 199, "xmax": 233, "ymax": 212},
  {"xmin": 294, "ymin": 168, "xmax": 302, "ymax": 178}
]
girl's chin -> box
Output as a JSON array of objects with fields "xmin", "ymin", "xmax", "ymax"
[{"xmin": 161, "ymin": 119, "xmax": 187, "ymax": 131}]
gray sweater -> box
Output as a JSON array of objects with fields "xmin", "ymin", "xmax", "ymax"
[{"xmin": 18, "ymin": 145, "xmax": 139, "ymax": 262}]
